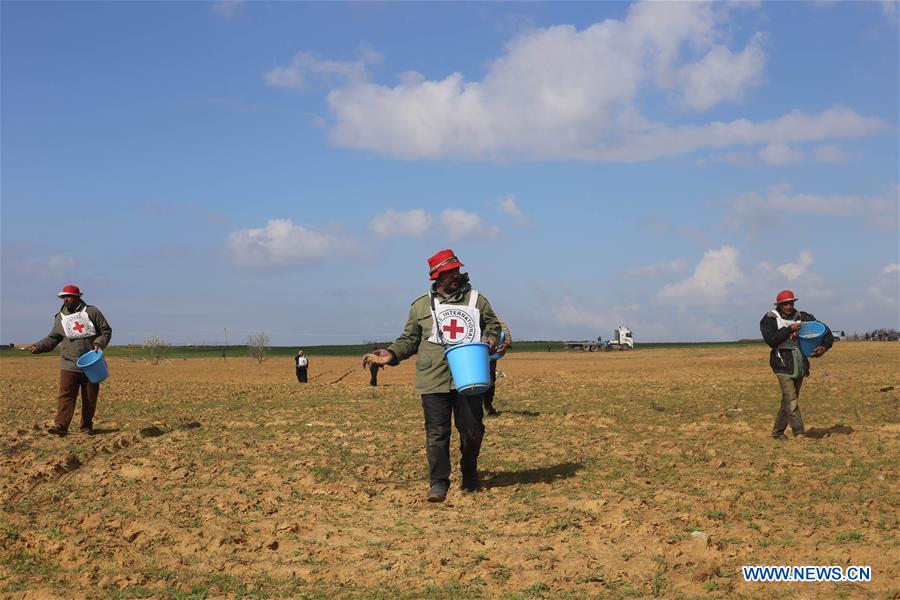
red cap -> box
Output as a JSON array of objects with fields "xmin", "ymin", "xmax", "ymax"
[
  {"xmin": 774, "ymin": 289, "xmax": 798, "ymax": 305},
  {"xmin": 427, "ymin": 249, "xmax": 463, "ymax": 280},
  {"xmin": 57, "ymin": 284, "xmax": 83, "ymax": 298}
]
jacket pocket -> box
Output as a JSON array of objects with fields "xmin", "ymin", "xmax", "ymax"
[{"xmin": 416, "ymin": 356, "xmax": 432, "ymax": 370}]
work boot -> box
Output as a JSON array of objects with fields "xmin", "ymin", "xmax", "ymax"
[
  {"xmin": 47, "ymin": 424, "xmax": 67, "ymax": 436},
  {"xmin": 485, "ymin": 406, "xmax": 498, "ymax": 417},
  {"xmin": 80, "ymin": 427, "xmax": 96, "ymax": 436},
  {"xmin": 426, "ymin": 483, "xmax": 448, "ymax": 503},
  {"xmin": 773, "ymin": 434, "xmax": 788, "ymax": 442},
  {"xmin": 461, "ymin": 473, "xmax": 480, "ymax": 493}
]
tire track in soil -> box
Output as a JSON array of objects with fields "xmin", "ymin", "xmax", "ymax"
[
  {"xmin": 327, "ymin": 367, "xmax": 358, "ymax": 385},
  {"xmin": 308, "ymin": 370, "xmax": 332, "ymax": 381},
  {"xmin": 2, "ymin": 421, "xmax": 201, "ymax": 507}
]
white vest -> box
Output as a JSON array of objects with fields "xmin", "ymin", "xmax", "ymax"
[
  {"xmin": 769, "ymin": 309, "xmax": 800, "ymax": 349},
  {"xmin": 61, "ymin": 307, "xmax": 96, "ymax": 340},
  {"xmin": 427, "ymin": 290, "xmax": 482, "ymax": 346}
]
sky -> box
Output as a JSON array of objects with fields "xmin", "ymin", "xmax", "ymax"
[{"xmin": 1, "ymin": 0, "xmax": 898, "ymax": 346}]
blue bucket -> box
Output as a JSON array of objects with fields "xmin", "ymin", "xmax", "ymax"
[
  {"xmin": 444, "ymin": 342, "xmax": 491, "ymax": 395},
  {"xmin": 76, "ymin": 349, "xmax": 109, "ymax": 383},
  {"xmin": 797, "ymin": 321, "xmax": 826, "ymax": 357}
]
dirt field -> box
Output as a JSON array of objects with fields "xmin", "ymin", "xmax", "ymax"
[{"xmin": 1, "ymin": 343, "xmax": 898, "ymax": 599}]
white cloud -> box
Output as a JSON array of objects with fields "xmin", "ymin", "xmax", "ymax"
[
  {"xmin": 730, "ymin": 183, "xmax": 898, "ymax": 229},
  {"xmin": 264, "ymin": 48, "xmax": 380, "ymax": 91},
  {"xmin": 440, "ymin": 209, "xmax": 501, "ymax": 241},
  {"xmin": 211, "ymin": 0, "xmax": 241, "ymax": 18},
  {"xmin": 498, "ymin": 195, "xmax": 528, "ymax": 225},
  {"xmin": 269, "ymin": 1, "xmax": 884, "ymax": 161},
  {"xmin": 702, "ymin": 142, "xmax": 849, "ymax": 167},
  {"xmin": 759, "ymin": 143, "xmax": 805, "ymax": 165},
  {"xmin": 226, "ymin": 219, "xmax": 353, "ymax": 267},
  {"xmin": 658, "ymin": 246, "xmax": 743, "ymax": 305},
  {"xmin": 553, "ymin": 297, "xmax": 641, "ymax": 332},
  {"xmin": 678, "ymin": 32, "xmax": 766, "ymax": 110},
  {"xmin": 554, "ymin": 297, "xmax": 612, "ymax": 330},
  {"xmin": 777, "ymin": 250, "xmax": 813, "ymax": 280},
  {"xmin": 868, "ymin": 262, "xmax": 900, "ymax": 308},
  {"xmin": 696, "ymin": 151, "xmax": 755, "ymax": 167},
  {"xmin": 47, "ymin": 255, "xmax": 76, "ymax": 273},
  {"xmin": 812, "ymin": 144, "xmax": 848, "ymax": 164},
  {"xmin": 21, "ymin": 255, "xmax": 77, "ymax": 277},
  {"xmin": 625, "ymin": 259, "xmax": 688, "ymax": 277},
  {"xmin": 369, "ymin": 209, "xmax": 432, "ymax": 238}
]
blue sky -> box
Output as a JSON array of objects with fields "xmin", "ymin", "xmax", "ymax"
[{"xmin": 2, "ymin": 1, "xmax": 898, "ymax": 345}]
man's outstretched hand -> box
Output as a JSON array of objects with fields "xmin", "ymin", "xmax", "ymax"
[{"xmin": 362, "ymin": 348, "xmax": 394, "ymax": 368}]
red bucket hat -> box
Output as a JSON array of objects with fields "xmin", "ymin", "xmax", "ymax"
[
  {"xmin": 57, "ymin": 284, "xmax": 83, "ymax": 298},
  {"xmin": 427, "ymin": 249, "xmax": 463, "ymax": 280},
  {"xmin": 774, "ymin": 289, "xmax": 798, "ymax": 305}
]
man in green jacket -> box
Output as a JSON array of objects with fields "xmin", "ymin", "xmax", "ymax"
[
  {"xmin": 29, "ymin": 284, "xmax": 112, "ymax": 436},
  {"xmin": 364, "ymin": 249, "xmax": 501, "ymax": 502}
]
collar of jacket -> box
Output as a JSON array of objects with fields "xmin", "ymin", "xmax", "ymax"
[
  {"xmin": 431, "ymin": 282, "xmax": 472, "ymax": 302},
  {"xmin": 60, "ymin": 301, "xmax": 86, "ymax": 315}
]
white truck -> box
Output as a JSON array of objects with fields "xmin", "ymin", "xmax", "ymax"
[
  {"xmin": 604, "ymin": 326, "xmax": 634, "ymax": 351},
  {"xmin": 563, "ymin": 327, "xmax": 634, "ymax": 352},
  {"xmin": 563, "ymin": 336, "xmax": 604, "ymax": 352}
]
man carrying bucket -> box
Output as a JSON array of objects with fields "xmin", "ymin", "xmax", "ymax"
[
  {"xmin": 28, "ymin": 285, "xmax": 112, "ymax": 436},
  {"xmin": 363, "ymin": 249, "xmax": 501, "ymax": 502},
  {"xmin": 759, "ymin": 289, "xmax": 833, "ymax": 441}
]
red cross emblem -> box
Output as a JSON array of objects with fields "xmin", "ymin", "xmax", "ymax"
[
  {"xmin": 442, "ymin": 319, "xmax": 465, "ymax": 340},
  {"xmin": 73, "ymin": 321, "xmax": 85, "ymax": 333}
]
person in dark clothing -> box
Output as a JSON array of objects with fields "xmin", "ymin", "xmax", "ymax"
[
  {"xmin": 759, "ymin": 289, "xmax": 833, "ymax": 441},
  {"xmin": 295, "ymin": 350, "xmax": 308, "ymax": 383},
  {"xmin": 29, "ymin": 284, "xmax": 112, "ymax": 436},
  {"xmin": 369, "ymin": 363, "xmax": 382, "ymax": 386},
  {"xmin": 483, "ymin": 319, "xmax": 512, "ymax": 416}
]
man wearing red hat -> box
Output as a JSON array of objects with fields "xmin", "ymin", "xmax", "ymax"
[
  {"xmin": 364, "ymin": 249, "xmax": 502, "ymax": 502},
  {"xmin": 28, "ymin": 285, "xmax": 112, "ymax": 436},
  {"xmin": 759, "ymin": 290, "xmax": 833, "ymax": 441}
]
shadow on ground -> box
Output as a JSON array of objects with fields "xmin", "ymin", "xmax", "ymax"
[
  {"xmin": 805, "ymin": 424, "xmax": 854, "ymax": 439},
  {"xmin": 90, "ymin": 428, "xmax": 121, "ymax": 435},
  {"xmin": 482, "ymin": 462, "xmax": 583, "ymax": 489},
  {"xmin": 499, "ymin": 410, "xmax": 541, "ymax": 417}
]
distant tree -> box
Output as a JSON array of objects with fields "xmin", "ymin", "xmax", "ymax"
[
  {"xmin": 143, "ymin": 336, "xmax": 171, "ymax": 365},
  {"xmin": 248, "ymin": 333, "xmax": 270, "ymax": 364}
]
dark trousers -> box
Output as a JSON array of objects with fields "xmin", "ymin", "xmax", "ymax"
[
  {"xmin": 422, "ymin": 392, "xmax": 485, "ymax": 487},
  {"xmin": 296, "ymin": 366, "xmax": 308, "ymax": 383},
  {"xmin": 369, "ymin": 365, "xmax": 379, "ymax": 386},
  {"xmin": 483, "ymin": 360, "xmax": 498, "ymax": 411},
  {"xmin": 56, "ymin": 370, "xmax": 99, "ymax": 431}
]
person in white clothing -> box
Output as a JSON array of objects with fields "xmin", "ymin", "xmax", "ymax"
[{"xmin": 295, "ymin": 350, "xmax": 309, "ymax": 383}]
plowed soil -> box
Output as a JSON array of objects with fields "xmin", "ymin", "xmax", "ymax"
[{"xmin": 1, "ymin": 343, "xmax": 898, "ymax": 599}]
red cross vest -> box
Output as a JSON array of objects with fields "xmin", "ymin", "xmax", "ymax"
[
  {"xmin": 427, "ymin": 290, "xmax": 482, "ymax": 346},
  {"xmin": 61, "ymin": 307, "xmax": 96, "ymax": 340},
  {"xmin": 768, "ymin": 309, "xmax": 800, "ymax": 350}
]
